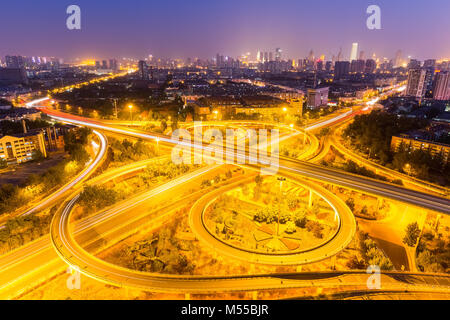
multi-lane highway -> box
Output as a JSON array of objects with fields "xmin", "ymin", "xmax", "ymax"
[{"xmin": 40, "ymin": 107, "xmax": 450, "ymax": 214}]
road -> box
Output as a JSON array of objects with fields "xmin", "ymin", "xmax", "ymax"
[
  {"xmin": 0, "ymin": 130, "xmax": 108, "ymax": 230},
  {"xmin": 39, "ymin": 107, "xmax": 450, "ymax": 214},
  {"xmin": 188, "ymin": 172, "xmax": 356, "ymax": 265},
  {"xmin": 0, "ymin": 159, "xmax": 226, "ymax": 299}
]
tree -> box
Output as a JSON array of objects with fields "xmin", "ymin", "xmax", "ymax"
[
  {"xmin": 345, "ymin": 198, "xmax": 355, "ymax": 212},
  {"xmin": 293, "ymin": 209, "xmax": 308, "ymax": 228},
  {"xmin": 285, "ymin": 221, "xmax": 296, "ymax": 234},
  {"xmin": 403, "ymin": 222, "xmax": 421, "ymax": 247},
  {"xmin": 31, "ymin": 149, "xmax": 45, "ymax": 162}
]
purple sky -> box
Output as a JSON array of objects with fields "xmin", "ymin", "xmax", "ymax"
[{"xmin": 1, "ymin": 0, "xmax": 449, "ymax": 61}]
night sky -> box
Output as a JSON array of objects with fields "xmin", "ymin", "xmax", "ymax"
[{"xmin": 1, "ymin": 0, "xmax": 449, "ymax": 61}]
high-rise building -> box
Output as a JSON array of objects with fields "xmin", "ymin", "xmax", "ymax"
[
  {"xmin": 138, "ymin": 60, "xmax": 149, "ymax": 80},
  {"xmin": 109, "ymin": 59, "xmax": 118, "ymax": 71},
  {"xmin": 5, "ymin": 55, "xmax": 25, "ymax": 68},
  {"xmin": 359, "ymin": 51, "xmax": 365, "ymax": 61},
  {"xmin": 405, "ymin": 68, "xmax": 429, "ymax": 98},
  {"xmin": 334, "ymin": 61, "xmax": 350, "ymax": 79},
  {"xmin": 433, "ymin": 71, "xmax": 450, "ymax": 100},
  {"xmin": 408, "ymin": 59, "xmax": 421, "ymax": 69},
  {"xmin": 308, "ymin": 50, "xmax": 314, "ymax": 62},
  {"xmin": 351, "ymin": 60, "xmax": 366, "ymax": 73},
  {"xmin": 257, "ymin": 51, "xmax": 262, "ymax": 63},
  {"xmin": 365, "ymin": 59, "xmax": 377, "ymax": 73},
  {"xmin": 269, "ymin": 52, "xmax": 273, "ymax": 62},
  {"xmin": 350, "ymin": 43, "xmax": 358, "ymax": 61},
  {"xmin": 275, "ymin": 48, "xmax": 282, "ymax": 62},
  {"xmin": 423, "ymin": 59, "xmax": 436, "ymax": 69},
  {"xmin": 394, "ymin": 50, "xmax": 402, "ymax": 68},
  {"xmin": 263, "ymin": 52, "xmax": 269, "ymax": 63}
]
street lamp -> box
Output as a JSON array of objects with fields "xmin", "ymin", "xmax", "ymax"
[
  {"xmin": 276, "ymin": 177, "xmax": 287, "ymax": 237},
  {"xmin": 128, "ymin": 105, "xmax": 133, "ymax": 121}
]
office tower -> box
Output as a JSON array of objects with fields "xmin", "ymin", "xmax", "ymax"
[
  {"xmin": 350, "ymin": 43, "xmax": 358, "ymax": 61},
  {"xmin": 263, "ymin": 52, "xmax": 269, "ymax": 63},
  {"xmin": 257, "ymin": 51, "xmax": 262, "ymax": 63},
  {"xmin": 95, "ymin": 61, "xmax": 101, "ymax": 69},
  {"xmin": 334, "ymin": 61, "xmax": 350, "ymax": 79},
  {"xmin": 308, "ymin": 50, "xmax": 314, "ymax": 62},
  {"xmin": 423, "ymin": 59, "xmax": 436, "ymax": 69},
  {"xmin": 405, "ymin": 68, "xmax": 429, "ymax": 98},
  {"xmin": 408, "ymin": 59, "xmax": 421, "ymax": 69},
  {"xmin": 275, "ymin": 48, "xmax": 282, "ymax": 61},
  {"xmin": 351, "ymin": 60, "xmax": 366, "ymax": 73},
  {"xmin": 269, "ymin": 52, "xmax": 273, "ymax": 62},
  {"xmin": 101, "ymin": 60, "xmax": 108, "ymax": 69},
  {"xmin": 316, "ymin": 61, "xmax": 323, "ymax": 71},
  {"xmin": 424, "ymin": 65, "xmax": 436, "ymax": 94},
  {"xmin": 365, "ymin": 59, "xmax": 377, "ymax": 73},
  {"xmin": 433, "ymin": 71, "xmax": 450, "ymax": 100},
  {"xmin": 109, "ymin": 59, "xmax": 118, "ymax": 71},
  {"xmin": 5, "ymin": 55, "xmax": 24, "ymax": 68},
  {"xmin": 359, "ymin": 51, "xmax": 365, "ymax": 61},
  {"xmin": 138, "ymin": 60, "xmax": 149, "ymax": 80},
  {"xmin": 325, "ymin": 61, "xmax": 333, "ymax": 72},
  {"xmin": 394, "ymin": 50, "xmax": 402, "ymax": 68}
]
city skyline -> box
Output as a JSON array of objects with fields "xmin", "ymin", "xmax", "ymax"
[{"xmin": 1, "ymin": 0, "xmax": 449, "ymax": 61}]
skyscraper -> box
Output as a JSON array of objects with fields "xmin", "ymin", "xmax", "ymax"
[
  {"xmin": 350, "ymin": 43, "xmax": 358, "ymax": 61},
  {"xmin": 405, "ymin": 68, "xmax": 429, "ymax": 99},
  {"xmin": 433, "ymin": 71, "xmax": 450, "ymax": 100},
  {"xmin": 359, "ymin": 51, "xmax": 365, "ymax": 61},
  {"xmin": 334, "ymin": 61, "xmax": 350, "ymax": 79},
  {"xmin": 138, "ymin": 60, "xmax": 149, "ymax": 80},
  {"xmin": 275, "ymin": 48, "xmax": 282, "ymax": 62},
  {"xmin": 257, "ymin": 51, "xmax": 262, "ymax": 63},
  {"xmin": 365, "ymin": 59, "xmax": 377, "ymax": 73},
  {"xmin": 394, "ymin": 50, "xmax": 402, "ymax": 68}
]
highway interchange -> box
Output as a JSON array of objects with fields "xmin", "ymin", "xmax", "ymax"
[{"xmin": 0, "ymin": 90, "xmax": 449, "ymax": 299}]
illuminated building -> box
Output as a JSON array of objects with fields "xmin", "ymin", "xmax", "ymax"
[
  {"xmin": 433, "ymin": 71, "xmax": 450, "ymax": 100},
  {"xmin": 405, "ymin": 68, "xmax": 429, "ymax": 98},
  {"xmin": 306, "ymin": 87, "xmax": 329, "ymax": 108},
  {"xmin": 334, "ymin": 61, "xmax": 350, "ymax": 79},
  {"xmin": 138, "ymin": 60, "xmax": 149, "ymax": 80},
  {"xmin": 391, "ymin": 135, "xmax": 449, "ymax": 164},
  {"xmin": 275, "ymin": 48, "xmax": 282, "ymax": 62},
  {"xmin": 350, "ymin": 43, "xmax": 358, "ymax": 61},
  {"xmin": 365, "ymin": 59, "xmax": 377, "ymax": 73},
  {"xmin": 0, "ymin": 131, "xmax": 47, "ymax": 164}
]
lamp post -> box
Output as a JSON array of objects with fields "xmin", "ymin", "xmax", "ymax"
[
  {"xmin": 128, "ymin": 104, "xmax": 133, "ymax": 121},
  {"xmin": 276, "ymin": 177, "xmax": 286, "ymax": 237}
]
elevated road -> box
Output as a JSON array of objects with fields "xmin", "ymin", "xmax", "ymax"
[
  {"xmin": 41, "ymin": 108, "xmax": 450, "ymax": 215},
  {"xmin": 189, "ymin": 173, "xmax": 356, "ymax": 265}
]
